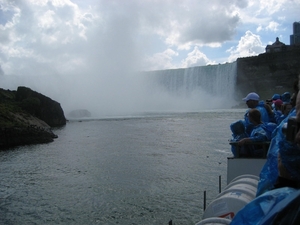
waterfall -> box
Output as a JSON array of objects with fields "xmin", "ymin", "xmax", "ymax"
[
  {"xmin": 146, "ymin": 62, "xmax": 237, "ymax": 98},
  {"xmin": 141, "ymin": 62, "xmax": 237, "ymax": 110}
]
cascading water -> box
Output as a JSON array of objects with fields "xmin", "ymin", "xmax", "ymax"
[
  {"xmin": 147, "ymin": 62, "xmax": 237, "ymax": 98},
  {"xmin": 143, "ymin": 62, "xmax": 238, "ymax": 110}
]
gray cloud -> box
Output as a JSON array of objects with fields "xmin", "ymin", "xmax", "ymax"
[{"xmin": 181, "ymin": 12, "xmax": 240, "ymax": 44}]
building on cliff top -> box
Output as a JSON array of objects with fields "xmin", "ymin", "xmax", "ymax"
[
  {"xmin": 265, "ymin": 37, "xmax": 287, "ymax": 53},
  {"xmin": 266, "ymin": 21, "xmax": 300, "ymax": 53}
]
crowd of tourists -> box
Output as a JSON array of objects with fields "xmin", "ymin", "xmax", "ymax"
[
  {"xmin": 230, "ymin": 86, "xmax": 296, "ymax": 158},
  {"xmin": 228, "ymin": 79, "xmax": 300, "ymax": 224}
]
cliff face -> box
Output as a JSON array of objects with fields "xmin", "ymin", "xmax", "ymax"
[
  {"xmin": 16, "ymin": 86, "xmax": 66, "ymax": 127},
  {"xmin": 236, "ymin": 48, "xmax": 300, "ymax": 101},
  {"xmin": 0, "ymin": 86, "xmax": 66, "ymax": 150}
]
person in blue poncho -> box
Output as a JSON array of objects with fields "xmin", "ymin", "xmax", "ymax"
[
  {"xmin": 242, "ymin": 92, "xmax": 270, "ymax": 136},
  {"xmin": 271, "ymin": 93, "xmax": 281, "ymax": 102},
  {"xmin": 230, "ymin": 139, "xmax": 300, "ymax": 225},
  {"xmin": 230, "ymin": 79, "xmax": 300, "ymax": 225},
  {"xmin": 237, "ymin": 108, "xmax": 273, "ymax": 157},
  {"xmin": 281, "ymin": 91, "xmax": 291, "ymax": 104},
  {"xmin": 256, "ymin": 80, "xmax": 299, "ymax": 196},
  {"xmin": 229, "ymin": 120, "xmax": 249, "ymax": 157},
  {"xmin": 277, "ymin": 102, "xmax": 293, "ymax": 125}
]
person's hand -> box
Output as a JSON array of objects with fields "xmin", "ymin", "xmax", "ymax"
[{"xmin": 238, "ymin": 138, "xmax": 249, "ymax": 146}]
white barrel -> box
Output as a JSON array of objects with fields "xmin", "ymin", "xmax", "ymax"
[
  {"xmin": 202, "ymin": 174, "xmax": 258, "ymax": 220},
  {"xmin": 195, "ymin": 217, "xmax": 231, "ymax": 225},
  {"xmin": 230, "ymin": 174, "xmax": 259, "ymax": 183},
  {"xmin": 216, "ymin": 184, "xmax": 257, "ymax": 199},
  {"xmin": 224, "ymin": 179, "xmax": 258, "ymax": 192}
]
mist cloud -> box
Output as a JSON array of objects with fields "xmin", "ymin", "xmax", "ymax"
[{"xmin": 0, "ymin": 0, "xmax": 299, "ymax": 117}]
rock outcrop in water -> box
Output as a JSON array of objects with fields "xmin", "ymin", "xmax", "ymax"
[
  {"xmin": 68, "ymin": 109, "xmax": 91, "ymax": 118},
  {"xmin": 0, "ymin": 86, "xmax": 66, "ymax": 150}
]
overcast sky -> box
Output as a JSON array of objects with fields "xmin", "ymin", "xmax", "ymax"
[
  {"xmin": 0, "ymin": 0, "xmax": 299, "ymax": 116},
  {"xmin": 1, "ymin": 0, "xmax": 299, "ymax": 73}
]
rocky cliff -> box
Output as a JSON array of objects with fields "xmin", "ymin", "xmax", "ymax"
[
  {"xmin": 0, "ymin": 86, "xmax": 66, "ymax": 150},
  {"xmin": 15, "ymin": 86, "xmax": 66, "ymax": 127},
  {"xmin": 236, "ymin": 47, "xmax": 300, "ymax": 101}
]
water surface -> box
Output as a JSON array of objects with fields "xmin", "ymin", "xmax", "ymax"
[{"xmin": 0, "ymin": 109, "xmax": 244, "ymax": 225}]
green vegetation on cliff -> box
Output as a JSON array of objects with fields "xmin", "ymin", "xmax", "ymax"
[{"xmin": 0, "ymin": 89, "xmax": 26, "ymax": 128}]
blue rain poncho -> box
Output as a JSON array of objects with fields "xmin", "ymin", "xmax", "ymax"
[
  {"xmin": 272, "ymin": 94, "xmax": 281, "ymax": 101},
  {"xmin": 274, "ymin": 109, "xmax": 283, "ymax": 124},
  {"xmin": 249, "ymin": 124, "xmax": 268, "ymax": 142},
  {"xmin": 230, "ymin": 187, "xmax": 300, "ymax": 225},
  {"xmin": 281, "ymin": 92, "xmax": 291, "ymax": 103},
  {"xmin": 262, "ymin": 122, "xmax": 277, "ymax": 140},
  {"xmin": 257, "ymin": 102, "xmax": 271, "ymax": 123},
  {"xmin": 259, "ymin": 189, "xmax": 300, "ymax": 224},
  {"xmin": 256, "ymin": 108, "xmax": 296, "ymax": 196},
  {"xmin": 277, "ymin": 113, "xmax": 288, "ymax": 125},
  {"xmin": 230, "ymin": 120, "xmax": 248, "ymax": 157},
  {"xmin": 246, "ymin": 123, "xmax": 276, "ymax": 157},
  {"xmin": 278, "ymin": 137, "xmax": 300, "ymax": 181}
]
